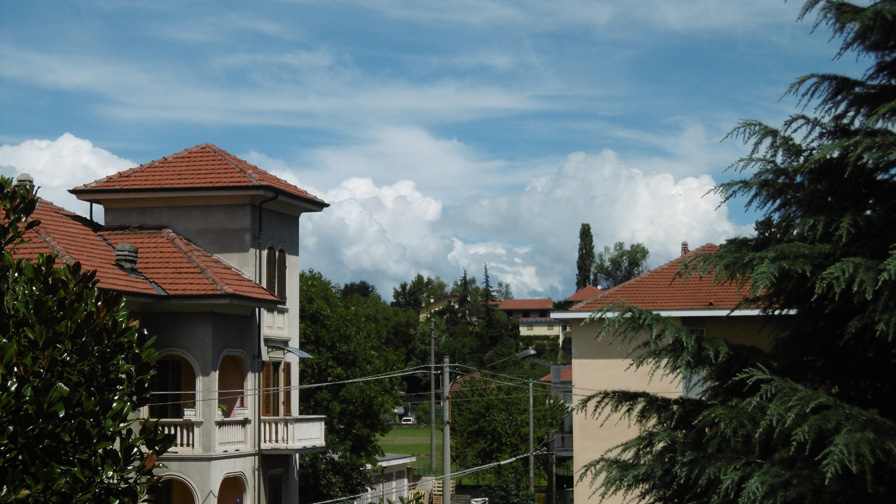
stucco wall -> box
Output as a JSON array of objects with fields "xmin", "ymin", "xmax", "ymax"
[{"xmin": 570, "ymin": 314, "xmax": 775, "ymax": 503}]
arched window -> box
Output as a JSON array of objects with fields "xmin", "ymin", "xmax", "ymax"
[
  {"xmin": 150, "ymin": 354, "xmax": 197, "ymax": 419},
  {"xmin": 218, "ymin": 354, "xmax": 246, "ymax": 418},
  {"xmin": 276, "ymin": 249, "xmax": 287, "ymax": 299},
  {"xmin": 266, "ymin": 246, "xmax": 276, "ymax": 293},
  {"xmin": 265, "ymin": 246, "xmax": 287, "ymax": 300}
]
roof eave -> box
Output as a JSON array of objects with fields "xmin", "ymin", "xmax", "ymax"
[
  {"xmin": 119, "ymin": 291, "xmax": 284, "ymax": 314},
  {"xmin": 69, "ymin": 185, "xmax": 328, "ymax": 212},
  {"xmin": 552, "ymin": 308, "xmax": 772, "ymax": 319}
]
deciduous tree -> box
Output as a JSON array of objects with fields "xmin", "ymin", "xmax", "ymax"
[
  {"xmin": 451, "ymin": 374, "xmax": 566, "ymax": 494},
  {"xmin": 0, "ymin": 176, "xmax": 169, "ymax": 503},
  {"xmin": 298, "ymin": 270, "xmax": 403, "ymax": 501},
  {"xmin": 591, "ymin": 241, "xmax": 649, "ymax": 288},
  {"xmin": 391, "ymin": 274, "xmax": 449, "ymax": 311}
]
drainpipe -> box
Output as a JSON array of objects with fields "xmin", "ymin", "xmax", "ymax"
[{"xmin": 255, "ymin": 193, "xmax": 278, "ymax": 504}]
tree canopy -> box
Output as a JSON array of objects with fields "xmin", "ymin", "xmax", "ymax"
[
  {"xmin": 591, "ymin": 241, "xmax": 649, "ymax": 288},
  {"xmin": 0, "ymin": 176, "xmax": 169, "ymax": 503},
  {"xmin": 391, "ymin": 273, "xmax": 449, "ymax": 311},
  {"xmin": 298, "ymin": 270, "xmax": 404, "ymax": 502},
  {"xmin": 578, "ymin": 1, "xmax": 896, "ymax": 502},
  {"xmin": 451, "ymin": 374, "xmax": 566, "ymax": 497}
]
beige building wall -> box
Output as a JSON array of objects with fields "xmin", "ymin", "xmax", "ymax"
[
  {"xmin": 520, "ymin": 320, "xmax": 563, "ymax": 339},
  {"xmin": 569, "ymin": 314, "xmax": 775, "ymax": 503}
]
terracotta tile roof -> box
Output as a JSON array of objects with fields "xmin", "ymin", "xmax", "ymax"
[
  {"xmin": 13, "ymin": 199, "xmax": 279, "ymax": 302},
  {"xmin": 570, "ymin": 243, "xmax": 748, "ymax": 312},
  {"xmin": 540, "ymin": 366, "xmax": 572, "ymax": 383},
  {"xmin": 567, "ymin": 285, "xmax": 601, "ymax": 301},
  {"xmin": 12, "ymin": 199, "xmax": 158, "ymax": 294},
  {"xmin": 498, "ymin": 298, "xmax": 554, "ymax": 311},
  {"xmin": 70, "ymin": 143, "xmax": 326, "ymax": 206}
]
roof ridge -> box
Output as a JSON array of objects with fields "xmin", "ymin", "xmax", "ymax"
[
  {"xmin": 33, "ymin": 223, "xmax": 76, "ymax": 265},
  {"xmin": 161, "ymin": 228, "xmax": 233, "ymax": 294},
  {"xmin": 569, "ymin": 242, "xmax": 721, "ymax": 311},
  {"xmin": 204, "ymin": 144, "xmax": 263, "ymax": 187}
]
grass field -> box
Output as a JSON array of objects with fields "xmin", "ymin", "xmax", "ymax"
[{"xmin": 379, "ymin": 425, "xmax": 443, "ymax": 476}]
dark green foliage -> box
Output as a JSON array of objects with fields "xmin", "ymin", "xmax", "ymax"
[
  {"xmin": 298, "ymin": 270, "xmax": 404, "ymax": 502},
  {"xmin": 451, "ymin": 375, "xmax": 566, "ymax": 490},
  {"xmin": 576, "ymin": 224, "xmax": 596, "ymax": 290},
  {"xmin": 342, "ymin": 280, "xmax": 378, "ymax": 298},
  {"xmin": 591, "ymin": 241, "xmax": 649, "ymax": 288},
  {"xmin": 578, "ymin": 2, "xmax": 896, "ymax": 502},
  {"xmin": 0, "ymin": 176, "xmax": 169, "ymax": 503},
  {"xmin": 484, "ymin": 466, "xmax": 535, "ymax": 504},
  {"xmin": 391, "ymin": 274, "xmax": 449, "ymax": 311}
]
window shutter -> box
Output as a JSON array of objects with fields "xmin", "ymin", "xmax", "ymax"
[
  {"xmin": 276, "ymin": 249, "xmax": 287, "ymax": 299},
  {"xmin": 262, "ymin": 361, "xmax": 273, "ymax": 417},
  {"xmin": 282, "ymin": 361, "xmax": 292, "ymax": 416},
  {"xmin": 265, "ymin": 247, "xmax": 276, "ymax": 292}
]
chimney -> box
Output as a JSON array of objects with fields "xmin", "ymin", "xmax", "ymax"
[
  {"xmin": 14, "ymin": 173, "xmax": 34, "ymax": 188},
  {"xmin": 681, "ymin": 241, "xmax": 690, "ymax": 256},
  {"xmin": 115, "ymin": 243, "xmax": 138, "ymax": 270}
]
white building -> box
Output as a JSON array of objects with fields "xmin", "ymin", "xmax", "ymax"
[{"xmin": 19, "ymin": 144, "xmax": 329, "ymax": 503}]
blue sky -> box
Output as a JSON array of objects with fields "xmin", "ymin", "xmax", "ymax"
[{"xmin": 0, "ymin": 1, "xmax": 861, "ymax": 299}]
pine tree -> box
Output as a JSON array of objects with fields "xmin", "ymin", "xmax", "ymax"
[
  {"xmin": 578, "ymin": 1, "xmax": 896, "ymax": 502},
  {"xmin": 576, "ymin": 223, "xmax": 596, "ymax": 290}
]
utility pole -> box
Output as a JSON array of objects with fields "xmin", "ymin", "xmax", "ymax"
[
  {"xmin": 529, "ymin": 378, "xmax": 534, "ymax": 494},
  {"xmin": 442, "ymin": 356, "xmax": 451, "ymax": 504},
  {"xmin": 430, "ymin": 317, "xmax": 436, "ymax": 473}
]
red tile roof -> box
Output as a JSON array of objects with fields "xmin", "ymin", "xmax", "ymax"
[
  {"xmin": 540, "ymin": 366, "xmax": 572, "ymax": 383},
  {"xmin": 70, "ymin": 143, "xmax": 326, "ymax": 206},
  {"xmin": 498, "ymin": 298, "xmax": 554, "ymax": 311},
  {"xmin": 567, "ymin": 285, "xmax": 601, "ymax": 301},
  {"xmin": 13, "ymin": 199, "xmax": 280, "ymax": 302},
  {"xmin": 570, "ymin": 243, "xmax": 748, "ymax": 312}
]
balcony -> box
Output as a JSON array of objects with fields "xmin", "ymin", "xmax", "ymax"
[
  {"xmin": 216, "ymin": 417, "xmax": 250, "ymax": 451},
  {"xmin": 554, "ymin": 432, "xmax": 573, "ymax": 458},
  {"xmin": 261, "ymin": 415, "xmax": 326, "ymax": 452},
  {"xmin": 157, "ymin": 419, "xmax": 201, "ymax": 454}
]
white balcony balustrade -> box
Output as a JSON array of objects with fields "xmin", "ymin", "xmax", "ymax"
[
  {"xmin": 216, "ymin": 417, "xmax": 250, "ymax": 451},
  {"xmin": 157, "ymin": 419, "xmax": 200, "ymax": 454},
  {"xmin": 261, "ymin": 415, "xmax": 326, "ymax": 451}
]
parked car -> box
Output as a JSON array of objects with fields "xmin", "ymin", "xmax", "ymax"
[{"xmin": 400, "ymin": 416, "xmax": 415, "ymax": 425}]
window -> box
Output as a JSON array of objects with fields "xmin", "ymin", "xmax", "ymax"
[
  {"xmin": 266, "ymin": 246, "xmax": 276, "ymax": 292},
  {"xmin": 547, "ymin": 323, "xmax": 554, "ymax": 331},
  {"xmin": 150, "ymin": 355, "xmax": 196, "ymax": 419},
  {"xmin": 683, "ymin": 370, "xmax": 707, "ymax": 399},
  {"xmin": 265, "ymin": 247, "xmax": 287, "ymax": 300},
  {"xmin": 262, "ymin": 361, "xmax": 292, "ymax": 416},
  {"xmin": 527, "ymin": 324, "xmax": 534, "ymax": 331},
  {"xmin": 682, "ymin": 318, "xmax": 707, "ymax": 399},
  {"xmin": 276, "ymin": 249, "xmax": 286, "ymax": 299}
]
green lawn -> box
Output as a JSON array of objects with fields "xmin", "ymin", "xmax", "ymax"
[{"xmin": 379, "ymin": 426, "xmax": 443, "ymax": 476}]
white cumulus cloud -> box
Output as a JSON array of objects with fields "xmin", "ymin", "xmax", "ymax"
[
  {"xmin": 0, "ymin": 133, "xmax": 134, "ymax": 218},
  {"xmin": 301, "ymin": 149, "xmax": 750, "ymax": 299}
]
